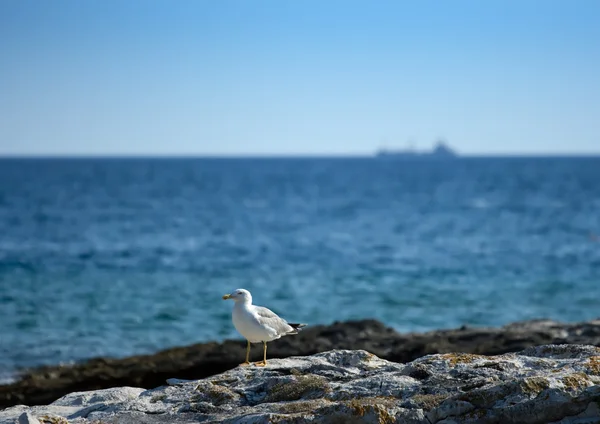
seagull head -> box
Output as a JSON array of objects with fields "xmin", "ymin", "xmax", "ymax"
[{"xmin": 222, "ymin": 288, "xmax": 252, "ymax": 303}]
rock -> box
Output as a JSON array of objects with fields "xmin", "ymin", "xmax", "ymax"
[
  {"xmin": 3, "ymin": 318, "xmax": 600, "ymax": 409},
  {"xmin": 17, "ymin": 412, "xmax": 40, "ymax": 424},
  {"xmin": 2, "ymin": 345, "xmax": 600, "ymax": 423}
]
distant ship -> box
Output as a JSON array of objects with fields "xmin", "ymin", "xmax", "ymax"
[{"xmin": 376, "ymin": 141, "xmax": 458, "ymax": 159}]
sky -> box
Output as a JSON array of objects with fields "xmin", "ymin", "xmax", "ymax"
[{"xmin": 1, "ymin": 0, "xmax": 599, "ymax": 156}]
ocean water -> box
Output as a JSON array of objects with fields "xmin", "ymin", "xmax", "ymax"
[{"xmin": 1, "ymin": 157, "xmax": 600, "ymax": 382}]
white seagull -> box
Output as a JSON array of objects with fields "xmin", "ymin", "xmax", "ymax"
[{"xmin": 222, "ymin": 288, "xmax": 306, "ymax": 366}]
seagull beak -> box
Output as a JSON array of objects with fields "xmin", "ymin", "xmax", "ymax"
[{"xmin": 222, "ymin": 294, "xmax": 231, "ymax": 300}]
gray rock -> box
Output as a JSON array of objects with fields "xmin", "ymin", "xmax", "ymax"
[
  {"xmin": 17, "ymin": 413, "xmax": 40, "ymax": 424},
  {"xmin": 2, "ymin": 345, "xmax": 600, "ymax": 423},
  {"xmin": 7, "ymin": 318, "xmax": 600, "ymax": 409}
]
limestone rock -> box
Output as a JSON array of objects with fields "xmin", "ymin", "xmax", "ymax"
[
  {"xmin": 5, "ymin": 318, "xmax": 600, "ymax": 409},
  {"xmin": 2, "ymin": 345, "xmax": 600, "ymax": 423}
]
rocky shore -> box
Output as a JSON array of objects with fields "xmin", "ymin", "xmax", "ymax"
[
  {"xmin": 4, "ymin": 345, "xmax": 600, "ymax": 423},
  {"xmin": 2, "ymin": 318, "xmax": 600, "ymax": 411}
]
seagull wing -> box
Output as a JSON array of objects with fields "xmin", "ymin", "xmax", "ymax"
[{"xmin": 254, "ymin": 306, "xmax": 298, "ymax": 336}]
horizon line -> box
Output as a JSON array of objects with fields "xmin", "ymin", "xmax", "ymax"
[{"xmin": 2, "ymin": 152, "xmax": 600, "ymax": 159}]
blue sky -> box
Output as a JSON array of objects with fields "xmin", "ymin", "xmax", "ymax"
[{"xmin": 1, "ymin": 0, "xmax": 599, "ymax": 156}]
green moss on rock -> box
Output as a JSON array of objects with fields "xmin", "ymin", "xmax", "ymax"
[
  {"xmin": 274, "ymin": 399, "xmax": 331, "ymax": 414},
  {"xmin": 562, "ymin": 373, "xmax": 591, "ymax": 391},
  {"xmin": 440, "ymin": 353, "xmax": 484, "ymax": 366},
  {"xmin": 264, "ymin": 374, "xmax": 330, "ymax": 403},
  {"xmin": 586, "ymin": 356, "xmax": 600, "ymax": 374},
  {"xmin": 411, "ymin": 393, "xmax": 448, "ymax": 411},
  {"xmin": 345, "ymin": 397, "xmax": 397, "ymax": 424},
  {"xmin": 521, "ymin": 377, "xmax": 550, "ymax": 395},
  {"xmin": 192, "ymin": 382, "xmax": 237, "ymax": 406}
]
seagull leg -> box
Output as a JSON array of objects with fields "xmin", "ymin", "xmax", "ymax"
[
  {"xmin": 240, "ymin": 341, "xmax": 251, "ymax": 366},
  {"xmin": 255, "ymin": 341, "xmax": 267, "ymax": 367}
]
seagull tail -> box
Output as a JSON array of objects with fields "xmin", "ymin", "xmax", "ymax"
[{"xmin": 287, "ymin": 323, "xmax": 307, "ymax": 334}]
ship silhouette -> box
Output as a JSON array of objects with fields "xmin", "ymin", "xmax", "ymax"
[{"xmin": 376, "ymin": 140, "xmax": 457, "ymax": 159}]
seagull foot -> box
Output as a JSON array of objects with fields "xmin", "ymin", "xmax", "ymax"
[
  {"xmin": 239, "ymin": 361, "xmax": 251, "ymax": 367},
  {"xmin": 254, "ymin": 361, "xmax": 267, "ymax": 367}
]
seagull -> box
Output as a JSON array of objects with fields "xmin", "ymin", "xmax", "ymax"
[{"xmin": 222, "ymin": 288, "xmax": 306, "ymax": 366}]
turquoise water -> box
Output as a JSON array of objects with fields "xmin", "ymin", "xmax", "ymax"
[{"xmin": 1, "ymin": 157, "xmax": 600, "ymax": 381}]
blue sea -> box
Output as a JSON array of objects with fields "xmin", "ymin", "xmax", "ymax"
[{"xmin": 1, "ymin": 157, "xmax": 600, "ymax": 382}]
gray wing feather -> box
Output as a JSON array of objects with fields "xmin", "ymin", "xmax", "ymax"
[{"xmin": 254, "ymin": 306, "xmax": 296, "ymax": 336}]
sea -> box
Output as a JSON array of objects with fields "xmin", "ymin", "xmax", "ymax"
[{"xmin": 1, "ymin": 156, "xmax": 600, "ymax": 383}]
